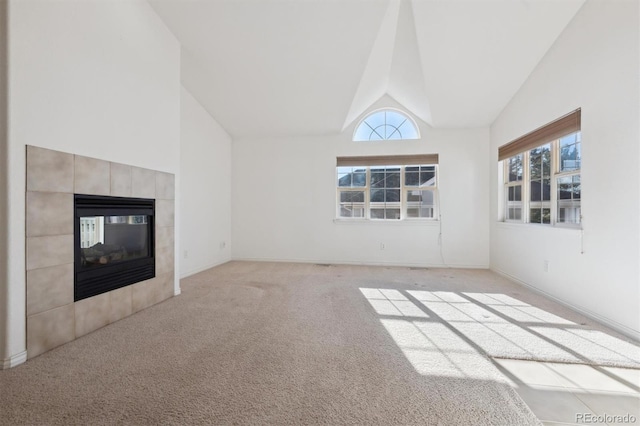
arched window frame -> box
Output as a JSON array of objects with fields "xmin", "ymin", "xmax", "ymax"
[{"xmin": 353, "ymin": 108, "xmax": 421, "ymax": 141}]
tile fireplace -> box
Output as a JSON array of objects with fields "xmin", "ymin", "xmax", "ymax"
[{"xmin": 25, "ymin": 146, "xmax": 175, "ymax": 359}]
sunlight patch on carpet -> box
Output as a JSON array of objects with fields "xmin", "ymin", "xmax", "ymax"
[
  {"xmin": 360, "ymin": 288, "xmax": 640, "ymax": 368},
  {"xmin": 380, "ymin": 318, "xmax": 514, "ymax": 384}
]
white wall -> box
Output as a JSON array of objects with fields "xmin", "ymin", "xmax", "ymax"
[
  {"xmin": 0, "ymin": 0, "xmax": 9, "ymax": 368},
  {"xmin": 2, "ymin": 0, "xmax": 180, "ymax": 366},
  {"xmin": 490, "ymin": 0, "xmax": 639, "ymax": 338},
  {"xmin": 180, "ymin": 86, "xmax": 232, "ymax": 277},
  {"xmin": 232, "ymin": 98, "xmax": 490, "ymax": 268}
]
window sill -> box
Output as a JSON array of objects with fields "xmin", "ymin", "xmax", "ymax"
[
  {"xmin": 495, "ymin": 221, "xmax": 581, "ymax": 232},
  {"xmin": 333, "ymin": 218, "xmax": 440, "ymax": 226}
]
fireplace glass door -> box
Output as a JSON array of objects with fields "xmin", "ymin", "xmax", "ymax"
[
  {"xmin": 74, "ymin": 195, "xmax": 155, "ymax": 301},
  {"xmin": 80, "ymin": 215, "xmax": 150, "ymax": 267}
]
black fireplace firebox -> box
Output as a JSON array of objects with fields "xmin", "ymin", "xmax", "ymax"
[{"xmin": 74, "ymin": 194, "xmax": 155, "ymax": 302}]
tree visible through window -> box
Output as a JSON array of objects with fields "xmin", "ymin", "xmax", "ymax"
[
  {"xmin": 529, "ymin": 143, "xmax": 551, "ymax": 224},
  {"xmin": 498, "ymin": 109, "xmax": 581, "ymax": 226}
]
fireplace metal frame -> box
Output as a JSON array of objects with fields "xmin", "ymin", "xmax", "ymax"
[{"xmin": 74, "ymin": 194, "xmax": 155, "ymax": 302}]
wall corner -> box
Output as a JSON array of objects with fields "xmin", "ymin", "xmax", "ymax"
[{"xmin": 0, "ymin": 0, "xmax": 11, "ymax": 364}]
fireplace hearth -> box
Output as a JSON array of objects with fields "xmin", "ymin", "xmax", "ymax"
[{"xmin": 74, "ymin": 194, "xmax": 155, "ymax": 301}]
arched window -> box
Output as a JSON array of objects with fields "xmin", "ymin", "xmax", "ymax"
[{"xmin": 353, "ymin": 109, "xmax": 419, "ymax": 141}]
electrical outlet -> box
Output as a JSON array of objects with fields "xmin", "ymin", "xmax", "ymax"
[{"xmin": 543, "ymin": 260, "xmax": 550, "ymax": 272}]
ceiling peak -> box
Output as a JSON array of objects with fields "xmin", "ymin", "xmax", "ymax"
[{"xmin": 342, "ymin": 0, "xmax": 432, "ymax": 132}]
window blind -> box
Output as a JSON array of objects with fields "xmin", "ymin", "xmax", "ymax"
[
  {"xmin": 498, "ymin": 109, "xmax": 581, "ymax": 161},
  {"xmin": 336, "ymin": 154, "xmax": 438, "ymax": 167}
]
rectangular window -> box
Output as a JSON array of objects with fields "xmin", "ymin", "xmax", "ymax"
[
  {"xmin": 337, "ymin": 166, "xmax": 366, "ymax": 218},
  {"xmin": 557, "ymin": 175, "xmax": 581, "ymax": 224},
  {"xmin": 405, "ymin": 165, "xmax": 436, "ymax": 218},
  {"xmin": 370, "ymin": 166, "xmax": 401, "ymax": 219},
  {"xmin": 498, "ymin": 109, "xmax": 581, "ymax": 226},
  {"xmin": 336, "ymin": 155, "xmax": 438, "ymax": 221},
  {"xmin": 505, "ymin": 154, "xmax": 523, "ymax": 221},
  {"xmin": 556, "ymin": 132, "xmax": 581, "ymax": 225},
  {"xmin": 528, "ymin": 143, "xmax": 551, "ymax": 224}
]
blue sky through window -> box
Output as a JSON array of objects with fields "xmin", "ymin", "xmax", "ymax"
[{"xmin": 354, "ymin": 109, "xmax": 419, "ymax": 141}]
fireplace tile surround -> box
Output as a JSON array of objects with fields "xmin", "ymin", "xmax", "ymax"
[{"xmin": 25, "ymin": 145, "xmax": 176, "ymax": 359}]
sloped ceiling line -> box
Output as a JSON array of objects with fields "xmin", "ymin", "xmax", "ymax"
[
  {"xmin": 342, "ymin": 0, "xmax": 401, "ymax": 131},
  {"xmin": 342, "ymin": 0, "xmax": 432, "ymax": 132},
  {"xmin": 149, "ymin": 0, "xmax": 586, "ymax": 137},
  {"xmin": 386, "ymin": 0, "xmax": 432, "ymax": 126}
]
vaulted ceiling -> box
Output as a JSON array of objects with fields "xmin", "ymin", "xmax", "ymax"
[{"xmin": 148, "ymin": 0, "xmax": 585, "ymax": 138}]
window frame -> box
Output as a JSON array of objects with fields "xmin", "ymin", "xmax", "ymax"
[
  {"xmin": 504, "ymin": 154, "xmax": 524, "ymax": 222},
  {"xmin": 336, "ymin": 164, "xmax": 438, "ymax": 221},
  {"xmin": 353, "ymin": 108, "xmax": 421, "ymax": 142},
  {"xmin": 501, "ymin": 132, "xmax": 581, "ymax": 227},
  {"xmin": 527, "ymin": 142, "xmax": 552, "ymax": 225}
]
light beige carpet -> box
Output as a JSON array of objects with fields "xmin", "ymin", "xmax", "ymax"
[
  {"xmin": 7, "ymin": 261, "xmax": 629, "ymax": 425},
  {"xmin": 364, "ymin": 282, "xmax": 640, "ymax": 368}
]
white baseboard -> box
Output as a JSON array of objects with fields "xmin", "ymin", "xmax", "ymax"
[
  {"xmin": 492, "ymin": 268, "xmax": 640, "ymax": 342},
  {"xmin": 1, "ymin": 350, "xmax": 27, "ymax": 370},
  {"xmin": 232, "ymin": 256, "xmax": 489, "ymax": 270},
  {"xmin": 180, "ymin": 258, "xmax": 232, "ymax": 279}
]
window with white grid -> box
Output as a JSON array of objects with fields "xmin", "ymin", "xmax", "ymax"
[
  {"xmin": 499, "ymin": 109, "xmax": 581, "ymax": 226},
  {"xmin": 337, "ymin": 158, "xmax": 438, "ymax": 221}
]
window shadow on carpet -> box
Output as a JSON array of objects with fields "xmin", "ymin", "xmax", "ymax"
[{"xmin": 359, "ymin": 287, "xmax": 640, "ymax": 384}]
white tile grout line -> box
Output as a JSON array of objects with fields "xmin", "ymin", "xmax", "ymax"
[{"xmin": 498, "ymin": 359, "xmax": 640, "ymax": 395}]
